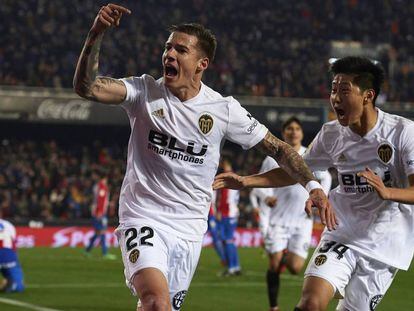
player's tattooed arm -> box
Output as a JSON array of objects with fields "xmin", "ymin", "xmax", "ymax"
[
  {"xmin": 257, "ymin": 131, "xmax": 315, "ymax": 187},
  {"xmin": 73, "ymin": 4, "xmax": 131, "ymax": 104},
  {"xmin": 213, "ymin": 132, "xmax": 314, "ymax": 189},
  {"xmin": 213, "ymin": 131, "xmax": 338, "ymax": 230}
]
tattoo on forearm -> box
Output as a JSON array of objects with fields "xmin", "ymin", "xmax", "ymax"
[
  {"xmin": 258, "ymin": 132, "xmax": 315, "ymax": 187},
  {"xmin": 74, "ymin": 31, "xmax": 104, "ymax": 100}
]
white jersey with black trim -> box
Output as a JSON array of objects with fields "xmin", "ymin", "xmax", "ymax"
[
  {"xmin": 304, "ymin": 108, "xmax": 414, "ymax": 270},
  {"xmin": 0, "ymin": 219, "xmax": 16, "ymax": 249},
  {"xmin": 118, "ymin": 75, "xmax": 268, "ymax": 241},
  {"xmin": 256, "ymin": 147, "xmax": 331, "ymax": 228}
]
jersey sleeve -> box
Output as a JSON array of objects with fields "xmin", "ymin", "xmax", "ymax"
[
  {"xmin": 303, "ymin": 128, "xmax": 333, "ymax": 171},
  {"xmin": 119, "ymin": 75, "xmax": 148, "ymax": 116},
  {"xmin": 401, "ymin": 122, "xmax": 414, "ymax": 176},
  {"xmin": 225, "ymin": 98, "xmax": 268, "ymax": 150}
]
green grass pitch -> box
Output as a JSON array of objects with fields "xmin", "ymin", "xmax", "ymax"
[{"xmin": 0, "ymin": 247, "xmax": 413, "ymax": 310}]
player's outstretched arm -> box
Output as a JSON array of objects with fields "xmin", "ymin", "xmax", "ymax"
[
  {"xmin": 257, "ymin": 131, "xmax": 337, "ymax": 230},
  {"xmin": 213, "ymin": 168, "xmax": 295, "ymax": 192},
  {"xmin": 213, "ymin": 131, "xmax": 338, "ymax": 229},
  {"xmin": 73, "ymin": 4, "xmax": 131, "ymax": 105},
  {"xmin": 358, "ymin": 168, "xmax": 414, "ymax": 204}
]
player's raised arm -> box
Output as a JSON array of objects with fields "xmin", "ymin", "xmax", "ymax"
[{"xmin": 73, "ymin": 4, "xmax": 131, "ymax": 105}]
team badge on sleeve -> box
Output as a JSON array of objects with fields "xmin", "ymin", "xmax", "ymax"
[
  {"xmin": 198, "ymin": 113, "xmax": 214, "ymax": 135},
  {"xmin": 377, "ymin": 143, "xmax": 393, "ymax": 165}
]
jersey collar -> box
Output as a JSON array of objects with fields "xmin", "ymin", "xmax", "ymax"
[{"xmin": 164, "ymin": 81, "xmax": 206, "ymax": 105}]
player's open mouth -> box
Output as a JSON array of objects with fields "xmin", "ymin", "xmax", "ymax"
[
  {"xmin": 164, "ymin": 65, "xmax": 178, "ymax": 78},
  {"xmin": 335, "ymin": 108, "xmax": 346, "ymax": 119}
]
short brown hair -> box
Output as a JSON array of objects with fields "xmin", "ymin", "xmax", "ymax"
[{"xmin": 168, "ymin": 23, "xmax": 217, "ymax": 62}]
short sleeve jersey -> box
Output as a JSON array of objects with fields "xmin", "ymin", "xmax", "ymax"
[
  {"xmin": 304, "ymin": 109, "xmax": 414, "ymax": 270},
  {"xmin": 118, "ymin": 75, "xmax": 268, "ymax": 241}
]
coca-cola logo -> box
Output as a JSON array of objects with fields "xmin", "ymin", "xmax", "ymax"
[{"xmin": 37, "ymin": 99, "xmax": 91, "ymax": 120}]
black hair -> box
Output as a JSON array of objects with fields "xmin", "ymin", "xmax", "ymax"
[
  {"xmin": 330, "ymin": 56, "xmax": 385, "ymax": 105},
  {"xmin": 168, "ymin": 23, "xmax": 217, "ymax": 62},
  {"xmin": 282, "ymin": 116, "xmax": 303, "ymax": 132}
]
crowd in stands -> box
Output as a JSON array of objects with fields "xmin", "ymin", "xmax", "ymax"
[
  {"xmin": 0, "ymin": 139, "xmax": 265, "ymax": 227},
  {"xmin": 0, "ymin": 139, "xmax": 125, "ymax": 222},
  {"xmin": 1, "ymin": 0, "xmax": 414, "ymax": 102}
]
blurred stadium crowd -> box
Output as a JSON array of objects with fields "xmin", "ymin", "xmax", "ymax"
[
  {"xmin": 1, "ymin": 0, "xmax": 414, "ymax": 101},
  {"xmin": 0, "ymin": 139, "xmax": 263, "ymax": 226},
  {"xmin": 0, "ymin": 140, "xmax": 124, "ymax": 222}
]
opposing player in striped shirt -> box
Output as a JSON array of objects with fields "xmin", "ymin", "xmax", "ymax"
[{"xmin": 85, "ymin": 174, "xmax": 115, "ymax": 259}]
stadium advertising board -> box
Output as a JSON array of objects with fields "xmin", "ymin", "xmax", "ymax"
[{"xmin": 15, "ymin": 226, "xmax": 322, "ymax": 248}]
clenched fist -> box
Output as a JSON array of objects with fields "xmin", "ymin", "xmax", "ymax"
[{"xmin": 91, "ymin": 3, "xmax": 131, "ymax": 34}]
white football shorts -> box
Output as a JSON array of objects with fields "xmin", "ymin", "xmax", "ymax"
[
  {"xmin": 264, "ymin": 220, "xmax": 312, "ymax": 259},
  {"xmin": 305, "ymin": 239, "xmax": 398, "ymax": 311},
  {"xmin": 116, "ymin": 222, "xmax": 202, "ymax": 310}
]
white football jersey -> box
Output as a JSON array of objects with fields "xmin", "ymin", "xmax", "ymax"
[
  {"xmin": 257, "ymin": 147, "xmax": 331, "ymax": 228},
  {"xmin": 304, "ymin": 108, "xmax": 414, "ymax": 270},
  {"xmin": 0, "ymin": 219, "xmax": 16, "ymax": 249},
  {"xmin": 118, "ymin": 75, "xmax": 268, "ymax": 241},
  {"xmin": 250, "ymin": 187, "xmax": 272, "ymax": 237}
]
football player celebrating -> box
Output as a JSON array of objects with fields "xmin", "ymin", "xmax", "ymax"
[
  {"xmin": 73, "ymin": 3, "xmax": 334, "ymax": 310},
  {"xmin": 214, "ymin": 56, "xmax": 414, "ymax": 311}
]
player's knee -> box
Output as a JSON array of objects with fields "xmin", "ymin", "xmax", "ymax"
[
  {"xmin": 288, "ymin": 262, "xmax": 303, "ymax": 275},
  {"xmin": 268, "ymin": 256, "xmax": 281, "ymax": 271},
  {"xmin": 140, "ymin": 293, "xmax": 170, "ymax": 311}
]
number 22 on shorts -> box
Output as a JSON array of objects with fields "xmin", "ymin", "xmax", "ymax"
[{"xmin": 125, "ymin": 226, "xmax": 155, "ymax": 251}]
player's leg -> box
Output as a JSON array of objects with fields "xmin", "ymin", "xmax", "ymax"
[
  {"xmin": 86, "ymin": 217, "xmax": 100, "ymax": 253},
  {"xmin": 116, "ymin": 223, "xmax": 171, "ymax": 311},
  {"xmin": 267, "ymin": 251, "xmax": 285, "ymax": 311},
  {"xmin": 1, "ymin": 263, "xmax": 25, "ymax": 293},
  {"xmin": 285, "ymin": 252, "xmax": 305, "ymax": 275},
  {"xmin": 222, "ymin": 217, "xmax": 240, "ymax": 274},
  {"xmin": 335, "ymin": 255, "xmax": 398, "ymax": 311},
  {"xmin": 296, "ymin": 240, "xmax": 356, "ymax": 311},
  {"xmin": 296, "ymin": 276, "xmax": 335, "ymax": 311},
  {"xmin": 208, "ymin": 215, "xmax": 226, "ymax": 265},
  {"xmin": 167, "ymin": 237, "xmax": 203, "ymax": 310},
  {"xmin": 133, "ymin": 268, "xmax": 171, "ymax": 311},
  {"xmin": 264, "ymin": 225, "xmax": 289, "ymax": 311},
  {"xmin": 286, "ymin": 223, "xmax": 312, "ymax": 275},
  {"xmin": 99, "ymin": 217, "xmax": 114, "ymax": 258}
]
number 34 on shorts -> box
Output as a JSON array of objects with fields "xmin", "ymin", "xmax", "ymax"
[{"xmin": 314, "ymin": 240, "xmax": 349, "ymax": 266}]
